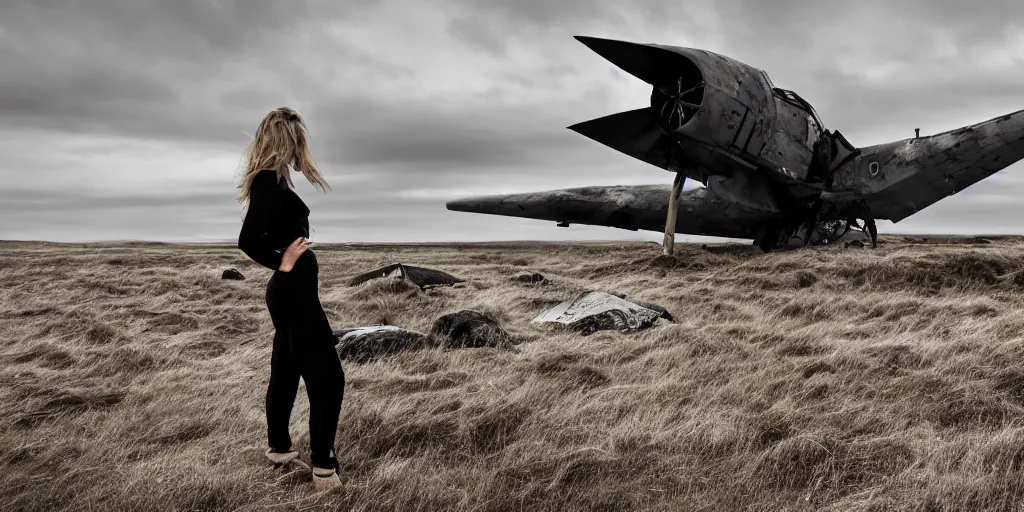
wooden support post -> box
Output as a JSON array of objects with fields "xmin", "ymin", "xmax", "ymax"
[
  {"xmin": 865, "ymin": 218, "xmax": 878, "ymax": 248},
  {"xmin": 663, "ymin": 172, "xmax": 684, "ymax": 255}
]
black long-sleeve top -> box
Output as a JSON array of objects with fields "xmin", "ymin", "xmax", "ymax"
[{"xmin": 238, "ymin": 169, "xmax": 311, "ymax": 271}]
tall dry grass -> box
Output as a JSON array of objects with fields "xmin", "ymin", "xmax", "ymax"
[{"xmin": 3, "ymin": 237, "xmax": 1024, "ymax": 511}]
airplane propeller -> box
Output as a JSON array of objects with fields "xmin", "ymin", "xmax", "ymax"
[{"xmin": 655, "ymin": 78, "xmax": 704, "ymax": 131}]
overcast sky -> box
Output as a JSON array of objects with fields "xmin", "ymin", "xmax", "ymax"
[{"xmin": 2, "ymin": 0, "xmax": 1024, "ymax": 243}]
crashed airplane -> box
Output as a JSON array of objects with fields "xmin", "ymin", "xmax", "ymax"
[{"xmin": 447, "ymin": 36, "xmax": 1024, "ymax": 253}]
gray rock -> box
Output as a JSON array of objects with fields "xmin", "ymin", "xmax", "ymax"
[
  {"xmin": 333, "ymin": 326, "xmax": 429, "ymax": 364},
  {"xmin": 515, "ymin": 272, "xmax": 546, "ymax": 284},
  {"xmin": 333, "ymin": 311, "xmax": 513, "ymax": 363},
  {"xmin": 429, "ymin": 310, "xmax": 513, "ymax": 349},
  {"xmin": 533, "ymin": 291, "xmax": 673, "ymax": 336},
  {"xmin": 222, "ymin": 268, "xmax": 245, "ymax": 280}
]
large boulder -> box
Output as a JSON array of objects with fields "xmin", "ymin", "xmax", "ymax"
[
  {"xmin": 333, "ymin": 311, "xmax": 513, "ymax": 364},
  {"xmin": 333, "ymin": 326, "xmax": 430, "ymax": 364},
  {"xmin": 348, "ymin": 263, "xmax": 464, "ymax": 289},
  {"xmin": 429, "ymin": 310, "xmax": 513, "ymax": 349},
  {"xmin": 533, "ymin": 291, "xmax": 673, "ymax": 336}
]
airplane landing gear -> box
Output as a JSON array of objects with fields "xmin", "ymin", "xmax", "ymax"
[{"xmin": 756, "ymin": 216, "xmax": 877, "ymax": 252}]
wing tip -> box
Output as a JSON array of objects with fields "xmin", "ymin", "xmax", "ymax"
[{"xmin": 445, "ymin": 198, "xmax": 473, "ymax": 212}]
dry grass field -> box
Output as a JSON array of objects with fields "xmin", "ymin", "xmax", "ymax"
[{"xmin": 5, "ymin": 236, "xmax": 1024, "ymax": 511}]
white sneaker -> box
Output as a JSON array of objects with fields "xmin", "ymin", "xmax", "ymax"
[
  {"xmin": 265, "ymin": 448, "xmax": 301, "ymax": 466},
  {"xmin": 312, "ymin": 465, "xmax": 341, "ymax": 490}
]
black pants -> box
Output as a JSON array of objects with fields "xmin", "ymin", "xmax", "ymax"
[{"xmin": 264, "ymin": 250, "xmax": 345, "ymax": 465}]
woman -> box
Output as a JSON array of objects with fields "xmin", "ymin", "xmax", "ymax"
[{"xmin": 236, "ymin": 107, "xmax": 344, "ymax": 487}]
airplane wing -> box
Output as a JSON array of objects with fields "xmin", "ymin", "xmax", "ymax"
[
  {"xmin": 824, "ymin": 109, "xmax": 1024, "ymax": 222},
  {"xmin": 446, "ymin": 184, "xmax": 782, "ymax": 240}
]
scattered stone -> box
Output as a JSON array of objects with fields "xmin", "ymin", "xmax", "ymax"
[
  {"xmin": 333, "ymin": 326, "xmax": 429, "ymax": 364},
  {"xmin": 533, "ymin": 291, "xmax": 673, "ymax": 336},
  {"xmin": 429, "ymin": 310, "xmax": 513, "ymax": 349},
  {"xmin": 222, "ymin": 268, "xmax": 245, "ymax": 280},
  {"xmin": 333, "ymin": 311, "xmax": 513, "ymax": 363},
  {"xmin": 348, "ymin": 263, "xmax": 464, "ymax": 289},
  {"xmin": 515, "ymin": 272, "xmax": 546, "ymax": 284}
]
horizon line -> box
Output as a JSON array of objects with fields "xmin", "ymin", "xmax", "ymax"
[{"xmin": 2, "ymin": 233, "xmax": 1020, "ymax": 246}]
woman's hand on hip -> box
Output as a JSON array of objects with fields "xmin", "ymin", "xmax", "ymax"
[{"xmin": 278, "ymin": 237, "xmax": 310, "ymax": 272}]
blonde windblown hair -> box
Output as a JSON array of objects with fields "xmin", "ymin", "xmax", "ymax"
[{"xmin": 236, "ymin": 107, "xmax": 331, "ymax": 204}]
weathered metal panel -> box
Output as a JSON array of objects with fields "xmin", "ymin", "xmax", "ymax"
[
  {"xmin": 647, "ymin": 45, "xmax": 777, "ymax": 164},
  {"xmin": 705, "ymin": 170, "xmax": 781, "ymax": 212},
  {"xmin": 760, "ymin": 96, "xmax": 814, "ymax": 180},
  {"xmin": 773, "ymin": 98, "xmax": 809, "ymax": 140},
  {"xmin": 826, "ymin": 108, "xmax": 1024, "ymax": 222}
]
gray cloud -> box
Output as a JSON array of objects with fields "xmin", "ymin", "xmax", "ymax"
[{"xmin": 1, "ymin": 0, "xmax": 1023, "ymax": 243}]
